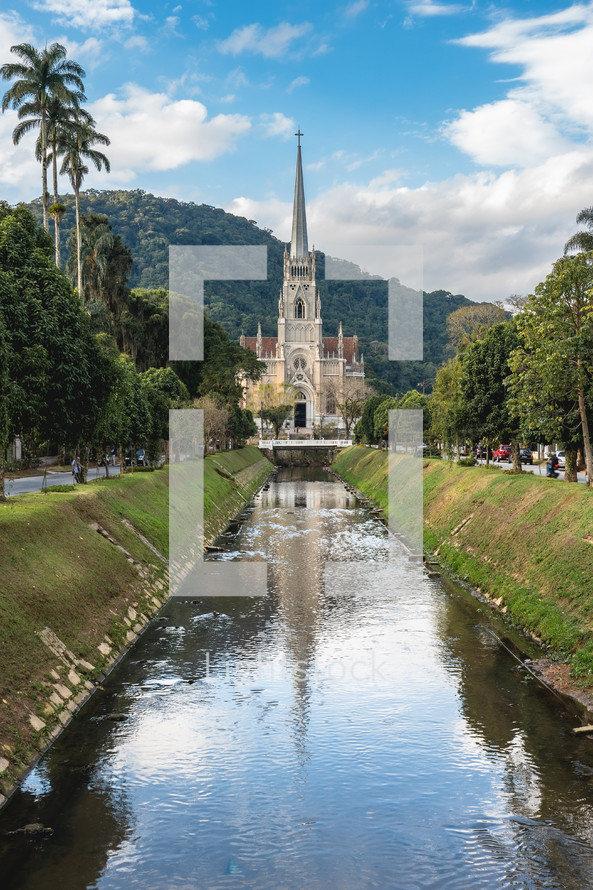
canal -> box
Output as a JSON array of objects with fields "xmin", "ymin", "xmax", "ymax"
[{"xmin": 2, "ymin": 468, "xmax": 593, "ymax": 888}]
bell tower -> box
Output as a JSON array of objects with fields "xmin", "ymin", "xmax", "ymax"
[{"xmin": 277, "ymin": 131, "xmax": 322, "ymax": 364}]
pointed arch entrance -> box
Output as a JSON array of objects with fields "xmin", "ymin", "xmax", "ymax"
[{"xmin": 294, "ymin": 391, "xmax": 307, "ymax": 428}]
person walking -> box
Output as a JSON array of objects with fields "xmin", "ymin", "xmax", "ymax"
[{"xmin": 71, "ymin": 455, "xmax": 81, "ymax": 483}]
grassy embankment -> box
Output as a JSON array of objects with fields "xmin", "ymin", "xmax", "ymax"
[
  {"xmin": 0, "ymin": 446, "xmax": 271, "ymax": 800},
  {"xmin": 333, "ymin": 446, "xmax": 593, "ymax": 686}
]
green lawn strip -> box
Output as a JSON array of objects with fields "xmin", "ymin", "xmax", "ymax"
[{"xmin": 334, "ymin": 446, "xmax": 593, "ymax": 686}]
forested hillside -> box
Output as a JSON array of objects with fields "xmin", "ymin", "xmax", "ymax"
[{"xmin": 27, "ymin": 189, "xmax": 484, "ymax": 393}]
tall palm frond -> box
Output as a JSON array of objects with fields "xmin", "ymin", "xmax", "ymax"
[
  {"xmin": 564, "ymin": 207, "xmax": 593, "ymax": 255},
  {"xmin": 59, "ymin": 124, "xmax": 110, "ymax": 297},
  {"xmin": 1, "ymin": 42, "xmax": 86, "ymax": 231}
]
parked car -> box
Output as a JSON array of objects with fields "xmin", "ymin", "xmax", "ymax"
[
  {"xmin": 555, "ymin": 450, "xmax": 566, "ymax": 468},
  {"xmin": 493, "ymin": 445, "xmax": 512, "ymax": 461},
  {"xmin": 519, "ymin": 448, "xmax": 533, "ymax": 465}
]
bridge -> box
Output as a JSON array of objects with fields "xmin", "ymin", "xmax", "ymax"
[
  {"xmin": 258, "ymin": 439, "xmax": 352, "ymax": 449},
  {"xmin": 258, "ymin": 439, "xmax": 353, "ymax": 465}
]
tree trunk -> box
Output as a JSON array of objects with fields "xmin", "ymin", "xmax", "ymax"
[
  {"xmin": 119, "ymin": 447, "xmax": 124, "ymax": 474},
  {"xmin": 75, "ymin": 189, "xmax": 82, "ymax": 298},
  {"xmin": 41, "ymin": 109, "xmax": 48, "ymax": 231},
  {"xmin": 577, "ymin": 447, "xmax": 586, "ymax": 472},
  {"xmin": 578, "ymin": 387, "xmax": 593, "ymax": 486},
  {"xmin": 511, "ymin": 441, "xmax": 521, "ymax": 472},
  {"xmin": 565, "ymin": 447, "xmax": 578, "ymax": 482},
  {"xmin": 52, "ymin": 146, "xmax": 60, "ymax": 267}
]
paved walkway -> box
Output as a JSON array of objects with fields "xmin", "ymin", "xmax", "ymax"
[{"xmin": 4, "ymin": 464, "xmax": 120, "ymax": 498}]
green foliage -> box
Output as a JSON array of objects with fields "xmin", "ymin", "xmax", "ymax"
[
  {"xmin": 0, "ymin": 203, "xmax": 112, "ymax": 454},
  {"xmin": 66, "ymin": 212, "xmax": 131, "ymax": 310},
  {"xmin": 508, "ymin": 254, "xmax": 593, "ymax": 479},
  {"xmin": 26, "ymin": 190, "xmax": 485, "ymax": 395},
  {"xmin": 263, "ymin": 403, "xmax": 294, "ymax": 438},
  {"xmin": 459, "ymin": 320, "xmax": 521, "ymax": 447}
]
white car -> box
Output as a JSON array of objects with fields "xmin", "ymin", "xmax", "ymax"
[{"xmin": 555, "ymin": 450, "xmax": 566, "ymax": 468}]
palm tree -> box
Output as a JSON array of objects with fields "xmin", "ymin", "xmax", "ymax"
[
  {"xmin": 564, "ymin": 207, "xmax": 593, "ymax": 255},
  {"xmin": 1, "ymin": 43, "xmax": 86, "ymax": 232},
  {"xmin": 59, "ymin": 125, "xmax": 110, "ymax": 297},
  {"xmin": 41, "ymin": 98, "xmax": 93, "ymax": 265}
]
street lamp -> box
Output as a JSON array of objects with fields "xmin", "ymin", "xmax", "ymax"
[
  {"xmin": 320, "ymin": 413, "xmax": 324, "ymax": 440},
  {"xmin": 260, "ymin": 401, "xmax": 264, "ymax": 439}
]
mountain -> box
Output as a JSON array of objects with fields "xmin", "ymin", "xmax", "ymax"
[{"xmin": 27, "ymin": 189, "xmax": 480, "ymax": 393}]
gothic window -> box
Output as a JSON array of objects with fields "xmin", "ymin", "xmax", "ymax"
[
  {"xmin": 293, "ymin": 357, "xmax": 306, "ymax": 373},
  {"xmin": 296, "ymin": 391, "xmax": 306, "ymax": 400},
  {"xmin": 295, "ymin": 299, "xmax": 305, "ymax": 319},
  {"xmin": 326, "ymin": 396, "xmax": 336, "ymax": 414}
]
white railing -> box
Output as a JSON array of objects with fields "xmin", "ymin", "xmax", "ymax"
[{"xmin": 259, "ymin": 439, "xmax": 352, "ymax": 448}]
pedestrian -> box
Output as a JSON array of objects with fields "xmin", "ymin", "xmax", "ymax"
[{"xmin": 72, "ymin": 455, "xmax": 81, "ymax": 484}]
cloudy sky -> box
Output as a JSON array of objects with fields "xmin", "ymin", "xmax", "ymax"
[{"xmin": 1, "ymin": 0, "xmax": 592, "ymax": 300}]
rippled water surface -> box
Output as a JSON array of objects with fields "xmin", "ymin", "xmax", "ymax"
[{"xmin": 2, "ymin": 468, "xmax": 593, "ymax": 889}]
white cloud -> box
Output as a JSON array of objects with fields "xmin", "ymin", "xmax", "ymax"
[
  {"xmin": 446, "ymin": 4, "xmax": 593, "ymax": 167},
  {"xmin": 124, "ymin": 34, "xmax": 149, "ymax": 51},
  {"xmin": 287, "ymin": 75, "xmax": 309, "ymax": 93},
  {"xmin": 0, "ymin": 110, "xmax": 42, "ymax": 192},
  {"xmin": 89, "ymin": 84, "xmax": 250, "ymax": 178},
  {"xmin": 217, "ymin": 22, "xmax": 313, "ymax": 58},
  {"xmin": 30, "ymin": 0, "xmax": 135, "ymax": 30},
  {"xmin": 408, "ymin": 1, "xmax": 468, "ymax": 17},
  {"xmin": 192, "ymin": 14, "xmax": 209, "ymax": 30},
  {"xmin": 0, "ymin": 12, "xmax": 35, "ymax": 65},
  {"xmin": 344, "ymin": 0, "xmax": 369, "ymax": 19},
  {"xmin": 444, "ymin": 98, "xmax": 571, "ymax": 167},
  {"xmin": 226, "ymin": 151, "xmax": 593, "ymax": 302},
  {"xmin": 260, "ymin": 112, "xmax": 295, "ymax": 139}
]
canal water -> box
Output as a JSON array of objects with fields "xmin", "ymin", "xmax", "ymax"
[{"xmin": 2, "ymin": 468, "xmax": 593, "ymax": 889}]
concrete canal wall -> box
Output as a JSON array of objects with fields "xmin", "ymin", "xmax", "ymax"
[
  {"xmin": 333, "ymin": 446, "xmax": 593, "ymax": 694},
  {"xmin": 0, "ymin": 447, "xmax": 272, "ymax": 805}
]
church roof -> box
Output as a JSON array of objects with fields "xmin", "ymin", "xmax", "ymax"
[
  {"xmin": 290, "ymin": 139, "xmax": 309, "ymax": 259},
  {"xmin": 244, "ymin": 337, "xmax": 278, "ymax": 356},
  {"xmin": 243, "ymin": 336, "xmax": 360, "ymax": 364},
  {"xmin": 323, "ymin": 337, "xmax": 358, "ymax": 363}
]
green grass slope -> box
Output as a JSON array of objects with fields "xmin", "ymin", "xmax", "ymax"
[{"xmin": 334, "ymin": 446, "xmax": 593, "ymax": 685}]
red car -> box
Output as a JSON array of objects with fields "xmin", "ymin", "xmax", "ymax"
[{"xmin": 493, "ymin": 444, "xmax": 512, "ymax": 461}]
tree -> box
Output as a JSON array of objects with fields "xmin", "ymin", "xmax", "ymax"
[
  {"xmin": 430, "ymin": 357, "xmax": 467, "ymax": 454},
  {"xmin": 460, "ymin": 321, "xmax": 522, "ymax": 469},
  {"xmin": 59, "ymin": 123, "xmax": 110, "ymax": 296},
  {"xmin": 508, "ymin": 253, "xmax": 593, "ymax": 485},
  {"xmin": 246, "ymin": 381, "xmax": 296, "ymax": 437},
  {"xmin": 195, "ymin": 394, "xmax": 230, "ymax": 450},
  {"xmin": 43, "ymin": 97, "xmax": 93, "ymax": 265},
  {"xmin": 140, "ymin": 366, "xmax": 189, "ymax": 457},
  {"xmin": 0, "ymin": 203, "xmax": 113, "ymax": 473},
  {"xmin": 66, "ymin": 212, "xmax": 132, "ymax": 312},
  {"xmin": 446, "ymin": 303, "xmax": 506, "ymax": 352},
  {"xmin": 357, "ymin": 394, "xmax": 393, "ymax": 444},
  {"xmin": 262, "ymin": 404, "xmax": 294, "ymax": 438},
  {"xmin": 564, "ymin": 207, "xmax": 593, "ymax": 255},
  {"xmin": 1, "ymin": 43, "xmax": 85, "ymax": 231},
  {"xmin": 325, "ymin": 377, "xmax": 373, "ymax": 439}
]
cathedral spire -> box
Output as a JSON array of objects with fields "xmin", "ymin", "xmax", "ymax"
[{"xmin": 290, "ymin": 130, "xmax": 309, "ymax": 259}]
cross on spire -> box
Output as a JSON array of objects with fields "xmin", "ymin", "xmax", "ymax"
[{"xmin": 295, "ymin": 129, "xmax": 303, "ymax": 147}]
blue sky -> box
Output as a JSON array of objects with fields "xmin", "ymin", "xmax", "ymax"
[{"xmin": 1, "ymin": 0, "xmax": 593, "ymax": 301}]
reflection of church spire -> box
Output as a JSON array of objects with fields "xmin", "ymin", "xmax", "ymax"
[{"xmin": 290, "ymin": 130, "xmax": 308, "ymax": 259}]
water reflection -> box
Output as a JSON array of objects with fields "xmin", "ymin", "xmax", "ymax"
[{"xmin": 1, "ymin": 468, "xmax": 593, "ymax": 889}]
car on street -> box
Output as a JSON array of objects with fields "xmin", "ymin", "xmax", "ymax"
[
  {"xmin": 555, "ymin": 450, "xmax": 566, "ymax": 468},
  {"xmin": 493, "ymin": 445, "xmax": 512, "ymax": 461},
  {"xmin": 520, "ymin": 448, "xmax": 533, "ymax": 464}
]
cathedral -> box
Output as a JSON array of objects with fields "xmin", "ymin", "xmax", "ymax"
[{"xmin": 240, "ymin": 135, "xmax": 364, "ymax": 432}]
